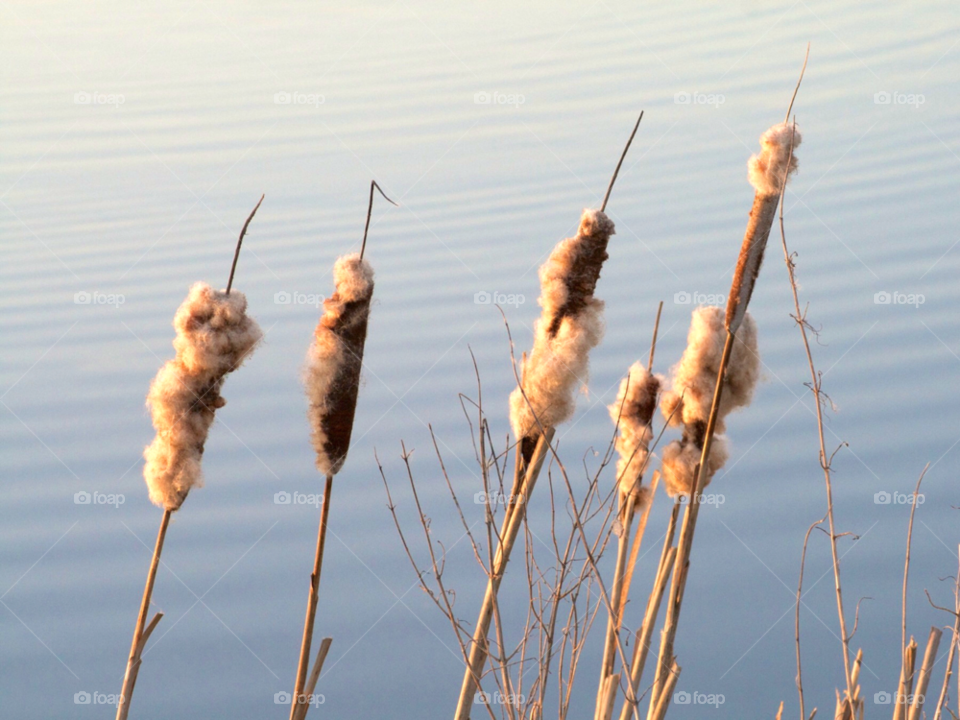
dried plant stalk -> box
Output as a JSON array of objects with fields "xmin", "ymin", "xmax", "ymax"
[
  {"xmin": 292, "ymin": 181, "xmax": 394, "ymax": 717},
  {"xmin": 907, "ymin": 628, "xmax": 942, "ymax": 720},
  {"xmin": 453, "ymin": 430, "xmax": 555, "ymax": 720},
  {"xmin": 893, "ymin": 638, "xmax": 918, "ymax": 720},
  {"xmin": 648, "ymin": 104, "xmax": 803, "ymax": 719},
  {"xmin": 118, "ymin": 196, "xmax": 264, "ymax": 720}
]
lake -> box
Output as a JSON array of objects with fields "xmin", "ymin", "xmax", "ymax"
[{"xmin": 2, "ymin": 1, "xmax": 959, "ymax": 717}]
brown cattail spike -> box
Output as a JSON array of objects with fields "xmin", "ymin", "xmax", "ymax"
[
  {"xmin": 609, "ymin": 363, "xmax": 662, "ymax": 503},
  {"xmin": 306, "ymin": 254, "xmax": 374, "ymax": 476},
  {"xmin": 726, "ymin": 123, "xmax": 801, "ymax": 334},
  {"xmin": 509, "ymin": 209, "xmax": 614, "ymax": 446}
]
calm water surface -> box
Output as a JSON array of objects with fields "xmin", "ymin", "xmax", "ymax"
[{"xmin": 2, "ymin": 2, "xmax": 959, "ymax": 717}]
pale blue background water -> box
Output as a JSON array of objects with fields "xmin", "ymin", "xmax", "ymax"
[{"xmin": 2, "ymin": 2, "xmax": 959, "ymax": 718}]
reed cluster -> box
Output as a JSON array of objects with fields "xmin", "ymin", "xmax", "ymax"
[{"xmin": 112, "ymin": 48, "xmax": 960, "ymax": 720}]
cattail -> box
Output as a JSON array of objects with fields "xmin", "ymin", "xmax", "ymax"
[
  {"xmin": 291, "ymin": 182, "xmax": 395, "ymax": 719},
  {"xmin": 459, "ymin": 114, "xmax": 644, "ymax": 720},
  {"xmin": 305, "ymin": 253, "xmax": 374, "ymax": 476},
  {"xmin": 118, "ymin": 196, "xmax": 263, "ymax": 720},
  {"xmin": 509, "ymin": 209, "xmax": 613, "ymax": 445},
  {"xmin": 608, "ymin": 363, "xmax": 661, "ymax": 504},
  {"xmin": 727, "ymin": 122, "xmax": 801, "ymax": 334},
  {"xmin": 142, "ymin": 283, "xmax": 262, "ymax": 510},
  {"xmin": 659, "ymin": 306, "xmax": 759, "ymax": 497}
]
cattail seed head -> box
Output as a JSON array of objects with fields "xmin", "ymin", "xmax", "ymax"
[
  {"xmin": 306, "ymin": 253, "xmax": 374, "ymax": 477},
  {"xmin": 660, "ymin": 306, "xmax": 759, "ymax": 434},
  {"xmin": 143, "ymin": 283, "xmax": 262, "ymax": 510},
  {"xmin": 509, "ymin": 209, "xmax": 613, "ymax": 442},
  {"xmin": 748, "ymin": 122, "xmax": 802, "ymax": 197},
  {"xmin": 661, "ymin": 434, "xmax": 729, "ymax": 498},
  {"xmin": 727, "ymin": 122, "xmax": 801, "ymax": 333},
  {"xmin": 658, "ymin": 306, "xmax": 759, "ymax": 499},
  {"xmin": 608, "ymin": 363, "xmax": 662, "ymax": 503}
]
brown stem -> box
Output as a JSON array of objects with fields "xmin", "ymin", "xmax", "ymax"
[
  {"xmin": 116, "ymin": 509, "xmax": 171, "ymax": 720},
  {"xmin": 453, "ymin": 430, "xmax": 554, "ymax": 720},
  {"xmin": 290, "ymin": 475, "xmax": 334, "ymax": 719},
  {"xmin": 648, "ymin": 332, "xmax": 734, "ymax": 720}
]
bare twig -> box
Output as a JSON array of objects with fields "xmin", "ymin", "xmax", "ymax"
[
  {"xmin": 932, "ymin": 546, "xmax": 960, "ymax": 720},
  {"xmin": 601, "ymin": 112, "xmax": 644, "ymax": 212},
  {"xmin": 360, "ymin": 180, "xmax": 398, "ymax": 260},
  {"xmin": 226, "ymin": 194, "xmax": 264, "ymax": 294},
  {"xmin": 796, "ymin": 515, "xmax": 826, "ymax": 720}
]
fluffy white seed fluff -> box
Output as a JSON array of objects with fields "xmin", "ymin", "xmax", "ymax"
[
  {"xmin": 747, "ymin": 122, "xmax": 802, "ymax": 197},
  {"xmin": 509, "ymin": 210, "xmax": 613, "ymax": 440},
  {"xmin": 661, "ymin": 435, "xmax": 729, "ymax": 498},
  {"xmin": 608, "ymin": 363, "xmax": 662, "ymax": 502},
  {"xmin": 660, "ymin": 306, "xmax": 759, "ymax": 434},
  {"xmin": 143, "ymin": 283, "xmax": 262, "ymax": 510},
  {"xmin": 305, "ymin": 253, "xmax": 374, "ymax": 477}
]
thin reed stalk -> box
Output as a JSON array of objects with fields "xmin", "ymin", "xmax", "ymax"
[
  {"xmin": 290, "ymin": 474, "xmax": 334, "ymax": 717},
  {"xmin": 894, "ymin": 637, "xmax": 917, "ymax": 720},
  {"xmin": 907, "ymin": 627, "xmax": 942, "ymax": 720},
  {"xmin": 453, "ymin": 430, "xmax": 554, "ymax": 720},
  {"xmin": 596, "ymin": 307, "xmax": 663, "ymax": 720},
  {"xmin": 618, "ymin": 500, "xmax": 680, "ymax": 720},
  {"xmin": 777, "ymin": 123, "xmax": 857, "ymax": 711},
  {"xmin": 293, "ymin": 637, "xmax": 333, "ymax": 720},
  {"xmin": 931, "ymin": 546, "xmax": 960, "ymax": 720},
  {"xmin": 115, "ymin": 510, "xmax": 170, "ymax": 720},
  {"xmin": 595, "ymin": 494, "xmax": 637, "ymax": 720},
  {"xmin": 648, "ymin": 331, "xmax": 735, "ymax": 720}
]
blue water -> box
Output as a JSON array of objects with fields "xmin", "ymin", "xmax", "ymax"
[{"xmin": 2, "ymin": 1, "xmax": 959, "ymax": 718}]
